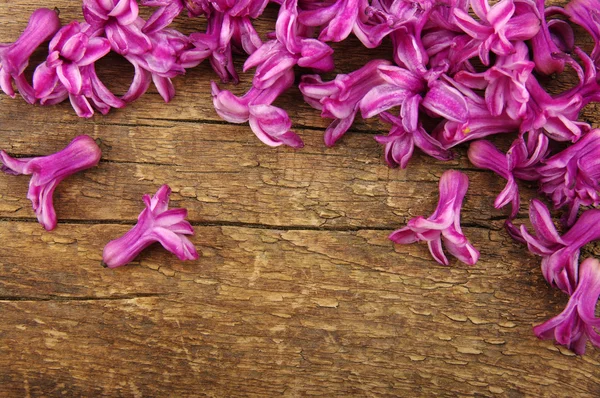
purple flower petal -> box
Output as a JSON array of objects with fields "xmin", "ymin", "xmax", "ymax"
[
  {"xmin": 0, "ymin": 136, "xmax": 102, "ymax": 230},
  {"xmin": 57, "ymin": 62, "xmax": 84, "ymax": 95},
  {"xmin": 103, "ymin": 185, "xmax": 199, "ymax": 268},
  {"xmin": 534, "ymin": 258, "xmax": 600, "ymax": 355},
  {"xmin": 389, "ymin": 170, "xmax": 479, "ymax": 266}
]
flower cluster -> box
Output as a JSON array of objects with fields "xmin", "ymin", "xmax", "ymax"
[{"xmin": 1, "ymin": 0, "xmax": 271, "ymax": 118}]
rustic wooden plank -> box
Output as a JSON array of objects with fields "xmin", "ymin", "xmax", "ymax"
[
  {"xmin": 2, "ymin": 0, "xmax": 600, "ymax": 396},
  {"xmin": 0, "ymin": 221, "xmax": 599, "ymax": 396},
  {"xmin": 0, "ymin": 112, "xmax": 534, "ymax": 228},
  {"xmin": 0, "ymin": 138, "xmax": 533, "ymax": 227}
]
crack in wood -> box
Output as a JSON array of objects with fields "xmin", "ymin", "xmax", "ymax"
[{"xmin": 0, "ymin": 293, "xmax": 166, "ymax": 302}]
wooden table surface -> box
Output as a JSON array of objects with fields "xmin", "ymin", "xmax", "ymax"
[{"xmin": 1, "ymin": 1, "xmax": 600, "ymax": 396}]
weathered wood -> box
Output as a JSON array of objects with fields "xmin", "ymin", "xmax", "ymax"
[
  {"xmin": 1, "ymin": 221, "xmax": 599, "ymax": 397},
  {"xmin": 0, "ymin": 120, "xmax": 530, "ymax": 227},
  {"xmin": 1, "ymin": 0, "xmax": 600, "ymax": 396}
]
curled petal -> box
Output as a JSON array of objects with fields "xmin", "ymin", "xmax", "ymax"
[
  {"xmin": 248, "ymin": 104, "xmax": 304, "ymax": 148},
  {"xmin": 103, "ymin": 185, "xmax": 199, "ymax": 268},
  {"xmin": 0, "ymin": 136, "xmax": 102, "ymax": 230}
]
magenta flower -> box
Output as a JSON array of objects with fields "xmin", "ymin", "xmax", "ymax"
[
  {"xmin": 374, "ymin": 109, "xmax": 452, "ymax": 169},
  {"xmin": 35, "ymin": 21, "xmax": 110, "ymax": 95},
  {"xmin": 359, "ymin": 66, "xmax": 464, "ymax": 125},
  {"xmin": 189, "ymin": 9, "xmax": 263, "ymax": 84},
  {"xmin": 468, "ymin": 131, "xmax": 547, "ymax": 218},
  {"xmin": 565, "ymin": 0, "xmax": 600, "ymax": 63},
  {"xmin": 244, "ymin": 0, "xmax": 334, "ymax": 90},
  {"xmin": 538, "ymin": 129, "xmax": 600, "ymax": 226},
  {"xmin": 211, "ymin": 70, "xmax": 303, "ymax": 148},
  {"xmin": 433, "ymin": 78, "xmax": 520, "ymax": 148},
  {"xmin": 422, "ymin": 29, "xmax": 478, "ymax": 75},
  {"xmin": 141, "ymin": 0, "xmax": 185, "ymax": 35},
  {"xmin": 530, "ymin": 0, "xmax": 574, "ymax": 75},
  {"xmin": 32, "ymin": 21, "xmax": 124, "ymax": 117},
  {"xmin": 389, "ymin": 170, "xmax": 480, "ymax": 266},
  {"xmin": 0, "ymin": 136, "xmax": 102, "ymax": 231},
  {"xmin": 211, "ymin": 0, "xmax": 269, "ymax": 18},
  {"xmin": 102, "ymin": 185, "xmax": 199, "ymax": 268},
  {"xmin": 298, "ymin": 0, "xmax": 361, "ymax": 42},
  {"xmin": 455, "ymin": 41, "xmax": 534, "ymax": 120},
  {"xmin": 83, "ymin": 0, "xmax": 152, "ymax": 56},
  {"xmin": 520, "ymin": 200, "xmax": 600, "ymax": 294},
  {"xmin": 123, "ymin": 27, "xmax": 188, "ymax": 102},
  {"xmin": 300, "ymin": 59, "xmax": 395, "ymax": 146},
  {"xmin": 534, "ymin": 257, "xmax": 600, "ymax": 355},
  {"xmin": 352, "ymin": 0, "xmax": 411, "ymax": 48},
  {"xmin": 522, "ymin": 76, "xmax": 590, "ymax": 143},
  {"xmin": 0, "ymin": 8, "xmax": 61, "ymax": 103},
  {"xmin": 453, "ymin": 0, "xmax": 540, "ymax": 65}
]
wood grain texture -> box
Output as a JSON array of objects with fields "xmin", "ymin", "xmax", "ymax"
[{"xmin": 1, "ymin": 1, "xmax": 600, "ymax": 397}]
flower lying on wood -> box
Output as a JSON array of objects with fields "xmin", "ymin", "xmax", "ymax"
[
  {"xmin": 83, "ymin": 0, "xmax": 152, "ymax": 56},
  {"xmin": 103, "ymin": 185, "xmax": 199, "ymax": 268},
  {"xmin": 0, "ymin": 135, "xmax": 102, "ymax": 231},
  {"xmin": 374, "ymin": 110, "xmax": 452, "ymax": 169},
  {"xmin": 389, "ymin": 170, "xmax": 479, "ymax": 266},
  {"xmin": 534, "ymin": 257, "xmax": 600, "ymax": 355},
  {"xmin": 455, "ymin": 41, "xmax": 534, "ymax": 120},
  {"xmin": 467, "ymin": 131, "xmax": 547, "ymax": 218},
  {"xmin": 300, "ymin": 59, "xmax": 393, "ymax": 146},
  {"xmin": 211, "ymin": 70, "xmax": 303, "ymax": 148},
  {"xmin": 538, "ymin": 129, "xmax": 600, "ymax": 227},
  {"xmin": 0, "ymin": 8, "xmax": 61, "ymax": 103},
  {"xmin": 33, "ymin": 21, "xmax": 124, "ymax": 118},
  {"xmin": 453, "ymin": 0, "xmax": 540, "ymax": 66},
  {"xmin": 520, "ymin": 200, "xmax": 600, "ymax": 294}
]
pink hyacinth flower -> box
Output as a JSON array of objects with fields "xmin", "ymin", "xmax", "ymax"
[
  {"xmin": 530, "ymin": 0, "xmax": 574, "ymax": 75},
  {"xmin": 389, "ymin": 170, "xmax": 480, "ymax": 266},
  {"xmin": 298, "ymin": 0, "xmax": 361, "ymax": 43},
  {"xmin": 0, "ymin": 8, "xmax": 61, "ymax": 103},
  {"xmin": 243, "ymin": 0, "xmax": 334, "ymax": 90},
  {"xmin": 374, "ymin": 110, "xmax": 452, "ymax": 169},
  {"xmin": 538, "ymin": 129, "xmax": 600, "ymax": 226},
  {"xmin": 0, "ymin": 136, "xmax": 102, "ymax": 231},
  {"xmin": 300, "ymin": 59, "xmax": 396, "ymax": 146},
  {"xmin": 455, "ymin": 41, "xmax": 534, "ymax": 120},
  {"xmin": 83, "ymin": 0, "xmax": 152, "ymax": 56},
  {"xmin": 468, "ymin": 131, "xmax": 547, "ymax": 218},
  {"xmin": 564, "ymin": 0, "xmax": 600, "ymax": 63},
  {"xmin": 433, "ymin": 84, "xmax": 520, "ymax": 149},
  {"xmin": 123, "ymin": 26, "xmax": 189, "ymax": 103},
  {"xmin": 211, "ymin": 70, "xmax": 303, "ymax": 148},
  {"xmin": 520, "ymin": 200, "xmax": 600, "ymax": 294},
  {"xmin": 453, "ymin": 0, "xmax": 540, "ymax": 65},
  {"xmin": 32, "ymin": 21, "xmax": 124, "ymax": 118},
  {"xmin": 103, "ymin": 185, "xmax": 199, "ymax": 268},
  {"xmin": 534, "ymin": 257, "xmax": 600, "ymax": 355}
]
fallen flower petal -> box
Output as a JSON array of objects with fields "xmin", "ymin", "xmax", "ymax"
[
  {"xmin": 538, "ymin": 128, "xmax": 600, "ymax": 226},
  {"xmin": 534, "ymin": 257, "xmax": 600, "ymax": 355},
  {"xmin": 102, "ymin": 185, "xmax": 199, "ymax": 268},
  {"xmin": 0, "ymin": 8, "xmax": 61, "ymax": 102},
  {"xmin": 520, "ymin": 200, "xmax": 600, "ymax": 294},
  {"xmin": 468, "ymin": 131, "xmax": 547, "ymax": 218},
  {"xmin": 0, "ymin": 136, "xmax": 102, "ymax": 230},
  {"xmin": 389, "ymin": 170, "xmax": 479, "ymax": 266}
]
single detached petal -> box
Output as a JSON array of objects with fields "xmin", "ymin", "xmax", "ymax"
[
  {"xmin": 389, "ymin": 170, "xmax": 478, "ymax": 266},
  {"xmin": 0, "ymin": 136, "xmax": 102, "ymax": 230},
  {"xmin": 534, "ymin": 258, "xmax": 600, "ymax": 355},
  {"xmin": 103, "ymin": 185, "xmax": 199, "ymax": 268}
]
